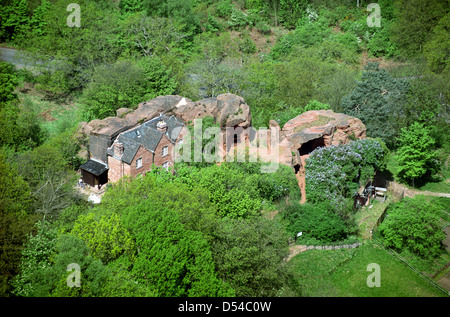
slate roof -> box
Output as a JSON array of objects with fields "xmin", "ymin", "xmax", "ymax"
[
  {"xmin": 108, "ymin": 114, "xmax": 184, "ymax": 165},
  {"xmin": 80, "ymin": 159, "xmax": 108, "ymax": 176}
]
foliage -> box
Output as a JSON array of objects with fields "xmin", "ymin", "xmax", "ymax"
[
  {"xmin": 282, "ymin": 202, "xmax": 350, "ymax": 243},
  {"xmin": 0, "ymin": 62, "xmax": 18, "ymax": 104},
  {"xmin": 11, "ymin": 221, "xmax": 57, "ymax": 297},
  {"xmin": 378, "ymin": 196, "xmax": 445, "ymax": 258},
  {"xmin": 340, "ymin": 63, "xmax": 409, "ymax": 148},
  {"xmin": 121, "ymin": 11, "xmax": 189, "ymax": 57},
  {"xmin": 391, "ymin": 0, "xmax": 447, "ymax": 57},
  {"xmin": 396, "ymin": 122, "xmax": 439, "ymax": 185},
  {"xmin": 423, "ymin": 12, "xmax": 450, "ymax": 73},
  {"xmin": 210, "ymin": 217, "xmax": 295, "ymax": 297},
  {"xmin": 121, "ymin": 199, "xmax": 234, "ymax": 297},
  {"xmin": 305, "ymin": 139, "xmax": 386, "ymax": 204},
  {"xmin": 0, "ymin": 151, "xmax": 34, "ymax": 296},
  {"xmin": 71, "ymin": 210, "xmax": 136, "ymax": 263},
  {"xmin": 81, "ymin": 57, "xmax": 176, "ymax": 120},
  {"xmin": 270, "ymin": 15, "xmax": 331, "ymax": 59},
  {"xmin": 25, "ymin": 0, "xmax": 122, "ymax": 97}
]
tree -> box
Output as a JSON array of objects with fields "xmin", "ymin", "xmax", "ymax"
[
  {"xmin": 122, "ymin": 201, "xmax": 234, "ymax": 297},
  {"xmin": 0, "ymin": 0, "xmax": 29, "ymax": 42},
  {"xmin": 210, "ymin": 217, "xmax": 296, "ymax": 297},
  {"xmin": 378, "ymin": 195, "xmax": 445, "ymax": 258},
  {"xmin": 340, "ymin": 62, "xmax": 409, "ymax": 148},
  {"xmin": 0, "ymin": 152, "xmax": 34, "ymax": 296},
  {"xmin": 27, "ymin": 0, "xmax": 122, "ymax": 97},
  {"xmin": 71, "ymin": 211, "xmax": 136, "ymax": 263},
  {"xmin": 0, "ymin": 62, "xmax": 18, "ymax": 104},
  {"xmin": 391, "ymin": 0, "xmax": 447, "ymax": 56},
  {"xmin": 123, "ymin": 11, "xmax": 187, "ymax": 57},
  {"xmin": 423, "ymin": 12, "xmax": 450, "ymax": 73},
  {"xmin": 11, "ymin": 221, "xmax": 57, "ymax": 297},
  {"xmin": 396, "ymin": 122, "xmax": 439, "ymax": 186},
  {"xmin": 81, "ymin": 57, "xmax": 177, "ymax": 120},
  {"xmin": 282, "ymin": 202, "xmax": 350, "ymax": 243},
  {"xmin": 80, "ymin": 59, "xmax": 151, "ymax": 120}
]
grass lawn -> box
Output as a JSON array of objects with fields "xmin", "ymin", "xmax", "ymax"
[
  {"xmin": 354, "ymin": 198, "xmax": 390, "ymax": 240},
  {"xmin": 288, "ymin": 243, "xmax": 447, "ymax": 297}
]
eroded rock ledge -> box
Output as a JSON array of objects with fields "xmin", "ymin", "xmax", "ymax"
[{"xmin": 78, "ymin": 94, "xmax": 366, "ymax": 170}]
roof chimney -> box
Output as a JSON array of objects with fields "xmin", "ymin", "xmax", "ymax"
[
  {"xmin": 113, "ymin": 139, "xmax": 124, "ymax": 158},
  {"xmin": 157, "ymin": 119, "xmax": 168, "ymax": 132}
]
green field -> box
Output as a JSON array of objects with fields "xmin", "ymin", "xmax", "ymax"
[{"xmin": 288, "ymin": 243, "xmax": 447, "ymax": 297}]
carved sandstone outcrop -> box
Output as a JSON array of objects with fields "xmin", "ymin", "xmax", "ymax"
[
  {"xmin": 78, "ymin": 94, "xmax": 252, "ymax": 162},
  {"xmin": 279, "ymin": 110, "xmax": 367, "ymax": 167}
]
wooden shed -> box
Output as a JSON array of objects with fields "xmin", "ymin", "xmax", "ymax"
[{"xmin": 79, "ymin": 159, "xmax": 108, "ymax": 188}]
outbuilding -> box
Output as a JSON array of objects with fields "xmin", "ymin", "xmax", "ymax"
[{"xmin": 79, "ymin": 158, "xmax": 108, "ymax": 188}]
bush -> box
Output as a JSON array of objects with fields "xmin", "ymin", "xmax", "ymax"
[
  {"xmin": 283, "ymin": 202, "xmax": 350, "ymax": 243},
  {"xmin": 378, "ymin": 196, "xmax": 445, "ymax": 258},
  {"xmin": 81, "ymin": 57, "xmax": 176, "ymax": 121},
  {"xmin": 305, "ymin": 139, "xmax": 386, "ymax": 204}
]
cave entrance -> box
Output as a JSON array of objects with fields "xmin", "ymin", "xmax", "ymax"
[{"xmin": 299, "ymin": 137, "xmax": 325, "ymax": 156}]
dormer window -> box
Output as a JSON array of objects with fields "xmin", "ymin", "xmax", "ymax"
[{"xmin": 135, "ymin": 130, "xmax": 141, "ymax": 137}]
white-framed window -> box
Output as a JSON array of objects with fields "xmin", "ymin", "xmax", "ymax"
[
  {"xmin": 162, "ymin": 161, "xmax": 169, "ymax": 171},
  {"xmin": 136, "ymin": 157, "xmax": 143, "ymax": 169},
  {"xmin": 162, "ymin": 146, "xmax": 169, "ymax": 157}
]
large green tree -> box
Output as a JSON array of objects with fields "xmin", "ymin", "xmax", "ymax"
[
  {"xmin": 122, "ymin": 200, "xmax": 234, "ymax": 297},
  {"xmin": 396, "ymin": 122, "xmax": 439, "ymax": 185},
  {"xmin": 0, "ymin": 152, "xmax": 34, "ymax": 296},
  {"xmin": 423, "ymin": 12, "xmax": 450, "ymax": 73},
  {"xmin": 391, "ymin": 0, "xmax": 447, "ymax": 56},
  {"xmin": 210, "ymin": 217, "xmax": 296, "ymax": 296},
  {"xmin": 81, "ymin": 57, "xmax": 176, "ymax": 120},
  {"xmin": 340, "ymin": 63, "xmax": 409, "ymax": 148},
  {"xmin": 378, "ymin": 195, "xmax": 445, "ymax": 258}
]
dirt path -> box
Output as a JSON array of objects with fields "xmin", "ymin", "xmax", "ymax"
[
  {"xmin": 286, "ymin": 245, "xmax": 308, "ymax": 261},
  {"xmin": 388, "ymin": 180, "xmax": 450, "ymax": 198},
  {"xmin": 297, "ymin": 156, "xmax": 308, "ymax": 204}
]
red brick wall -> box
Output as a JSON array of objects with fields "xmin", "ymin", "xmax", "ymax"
[
  {"xmin": 108, "ymin": 127, "xmax": 189, "ymax": 182},
  {"xmin": 153, "ymin": 135, "xmax": 173, "ymax": 169},
  {"xmin": 129, "ymin": 145, "xmax": 153, "ymax": 178},
  {"xmin": 108, "ymin": 156, "xmax": 123, "ymax": 183}
]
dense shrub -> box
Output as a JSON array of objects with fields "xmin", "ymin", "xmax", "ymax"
[
  {"xmin": 282, "ymin": 202, "xmax": 350, "ymax": 243},
  {"xmin": 305, "ymin": 139, "xmax": 386, "ymax": 203},
  {"xmin": 378, "ymin": 195, "xmax": 445, "ymax": 258}
]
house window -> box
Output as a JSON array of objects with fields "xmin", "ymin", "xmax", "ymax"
[
  {"xmin": 162, "ymin": 146, "xmax": 168, "ymax": 157},
  {"xmin": 162, "ymin": 161, "xmax": 169, "ymax": 171},
  {"xmin": 136, "ymin": 158, "xmax": 143, "ymax": 169}
]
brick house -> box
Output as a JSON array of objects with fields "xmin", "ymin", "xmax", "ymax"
[{"xmin": 80, "ymin": 114, "xmax": 187, "ymax": 186}]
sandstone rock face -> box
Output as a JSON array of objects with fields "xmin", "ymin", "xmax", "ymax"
[
  {"xmin": 78, "ymin": 94, "xmax": 365, "ymax": 172},
  {"xmin": 79, "ymin": 94, "xmax": 251, "ymax": 137},
  {"xmin": 78, "ymin": 94, "xmax": 252, "ymax": 161},
  {"xmin": 280, "ymin": 110, "xmax": 366, "ymax": 167}
]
